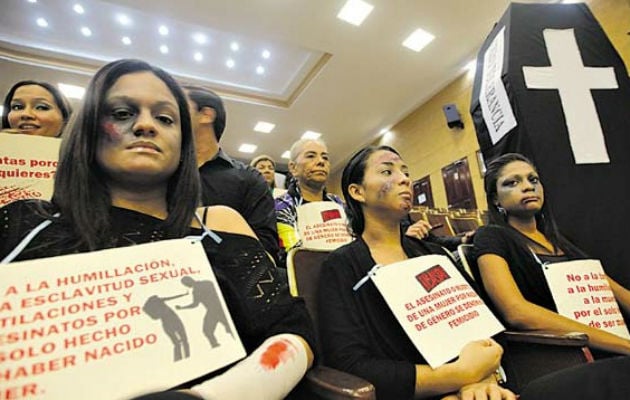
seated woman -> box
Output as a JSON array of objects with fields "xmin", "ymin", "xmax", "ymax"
[
  {"xmin": 0, "ymin": 59, "xmax": 314, "ymax": 399},
  {"xmin": 2, "ymin": 80, "xmax": 72, "ymax": 137},
  {"xmin": 473, "ymin": 152, "xmax": 630, "ymax": 356},
  {"xmin": 250, "ymin": 154, "xmax": 286, "ymax": 198},
  {"xmin": 318, "ymin": 145, "xmax": 514, "ymax": 400}
]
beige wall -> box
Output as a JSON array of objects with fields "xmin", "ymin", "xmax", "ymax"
[{"xmin": 328, "ymin": 0, "xmax": 629, "ymax": 209}]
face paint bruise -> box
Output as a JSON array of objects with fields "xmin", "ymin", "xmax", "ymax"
[
  {"xmin": 102, "ymin": 121, "xmax": 124, "ymax": 142},
  {"xmin": 259, "ymin": 339, "xmax": 296, "ymax": 370},
  {"xmin": 377, "ymin": 180, "xmax": 394, "ymax": 199}
]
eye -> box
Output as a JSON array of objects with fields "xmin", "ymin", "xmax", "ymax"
[
  {"xmin": 111, "ymin": 108, "xmax": 134, "ymax": 120},
  {"xmin": 403, "ymin": 171, "xmax": 410, "ymax": 177},
  {"xmin": 157, "ymin": 114, "xmax": 175, "ymax": 125},
  {"xmin": 529, "ymin": 176, "xmax": 540, "ymax": 184},
  {"xmin": 10, "ymin": 103, "xmax": 24, "ymax": 111},
  {"xmin": 35, "ymin": 103, "xmax": 52, "ymax": 111},
  {"xmin": 381, "ymin": 169, "xmax": 392, "ymax": 176},
  {"xmin": 503, "ymin": 179, "xmax": 518, "ymax": 187},
  {"xmin": 322, "ymin": 155, "xmax": 329, "ymax": 161}
]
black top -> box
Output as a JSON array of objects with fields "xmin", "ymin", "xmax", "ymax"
[
  {"xmin": 1, "ymin": 200, "xmax": 315, "ymax": 382},
  {"xmin": 198, "ymin": 148, "xmax": 279, "ymax": 263},
  {"xmin": 472, "ymin": 225, "xmax": 585, "ymax": 314},
  {"xmin": 317, "ymin": 235, "xmax": 449, "ymax": 400}
]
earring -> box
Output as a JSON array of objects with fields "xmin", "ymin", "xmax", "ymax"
[{"xmin": 497, "ymin": 206, "xmax": 507, "ymax": 216}]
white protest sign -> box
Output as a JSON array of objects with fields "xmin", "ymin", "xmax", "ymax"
[
  {"xmin": 371, "ymin": 255, "xmax": 504, "ymax": 368},
  {"xmin": 296, "ymin": 202, "xmax": 352, "ymax": 250},
  {"xmin": 542, "ymin": 259, "xmax": 630, "ymax": 339},
  {"xmin": 0, "ymin": 133, "xmax": 61, "ymax": 206},
  {"xmin": 0, "ymin": 239, "xmax": 246, "ymax": 400}
]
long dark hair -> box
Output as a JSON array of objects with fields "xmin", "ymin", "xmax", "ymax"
[
  {"xmin": 342, "ymin": 145, "xmax": 400, "ymax": 237},
  {"xmin": 52, "ymin": 59, "xmax": 200, "ymax": 249},
  {"xmin": 2, "ymin": 80, "xmax": 73, "ymax": 135},
  {"xmin": 484, "ymin": 153, "xmax": 583, "ymax": 255}
]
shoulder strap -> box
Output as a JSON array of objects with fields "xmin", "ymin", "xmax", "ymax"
[{"xmin": 1, "ymin": 213, "xmax": 60, "ymax": 264}]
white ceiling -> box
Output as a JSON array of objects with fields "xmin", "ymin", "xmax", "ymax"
[{"xmin": 0, "ymin": 0, "xmax": 561, "ymax": 170}]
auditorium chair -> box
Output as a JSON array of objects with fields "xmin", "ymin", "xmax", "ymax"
[
  {"xmin": 457, "ymin": 244, "xmax": 594, "ymax": 393},
  {"xmin": 287, "ymin": 247, "xmax": 376, "ymax": 400},
  {"xmin": 425, "ymin": 212, "xmax": 456, "ymax": 236}
]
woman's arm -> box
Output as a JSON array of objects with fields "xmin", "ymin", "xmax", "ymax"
[{"xmin": 478, "ymin": 254, "xmax": 630, "ymax": 355}]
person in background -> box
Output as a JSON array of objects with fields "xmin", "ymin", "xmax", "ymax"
[
  {"xmin": 2, "ymin": 80, "xmax": 72, "ymax": 137},
  {"xmin": 318, "ymin": 145, "xmax": 513, "ymax": 400},
  {"xmin": 184, "ymin": 86, "xmax": 279, "ymax": 263},
  {"xmin": 473, "ymin": 152, "xmax": 630, "ymax": 356},
  {"xmin": 250, "ymin": 154, "xmax": 287, "ymax": 198},
  {"xmin": 275, "ymin": 138, "xmax": 343, "ymax": 264},
  {"xmin": 0, "ymin": 59, "xmax": 314, "ymax": 400}
]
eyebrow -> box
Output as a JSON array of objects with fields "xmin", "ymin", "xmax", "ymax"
[
  {"xmin": 11, "ymin": 97, "xmax": 54, "ymax": 103},
  {"xmin": 106, "ymin": 96, "xmax": 177, "ymax": 109}
]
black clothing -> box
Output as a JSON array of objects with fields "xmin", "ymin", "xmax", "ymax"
[
  {"xmin": 198, "ymin": 149, "xmax": 279, "ymax": 263},
  {"xmin": 318, "ymin": 235, "xmax": 448, "ymax": 400}
]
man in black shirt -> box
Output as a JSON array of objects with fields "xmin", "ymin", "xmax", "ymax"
[{"xmin": 185, "ymin": 86, "xmax": 279, "ymax": 263}]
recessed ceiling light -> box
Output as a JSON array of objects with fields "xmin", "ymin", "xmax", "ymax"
[
  {"xmin": 230, "ymin": 42, "xmax": 239, "ymax": 51},
  {"xmin": 262, "ymin": 49, "xmax": 271, "ymax": 59},
  {"xmin": 73, "ymin": 4, "xmax": 85, "ymax": 14},
  {"xmin": 379, "ymin": 128, "xmax": 390, "ymax": 135},
  {"xmin": 256, "ymin": 65, "xmax": 265, "ymax": 75},
  {"xmin": 382, "ymin": 131, "xmax": 394, "ymax": 142},
  {"xmin": 464, "ymin": 59, "xmax": 476, "ymax": 72},
  {"xmin": 192, "ymin": 33, "xmax": 207, "ymax": 44},
  {"xmin": 159, "ymin": 25, "xmax": 169, "ymax": 36},
  {"xmin": 254, "ymin": 121, "xmax": 275, "ymax": 133},
  {"xmin": 238, "ymin": 143, "xmax": 257, "ymax": 153},
  {"xmin": 194, "ymin": 52, "xmax": 203, "ymax": 62},
  {"xmin": 27, "ymin": 0, "xmax": 37, "ymax": 3},
  {"xmin": 281, "ymin": 150, "xmax": 291, "ymax": 159},
  {"xmin": 0, "ymin": 106, "xmax": 4, "ymax": 116},
  {"xmin": 117, "ymin": 14, "xmax": 131, "ymax": 26},
  {"xmin": 226, "ymin": 58, "xmax": 235, "ymax": 68},
  {"xmin": 160, "ymin": 45, "xmax": 169, "ymax": 54},
  {"xmin": 36, "ymin": 18, "xmax": 48, "ymax": 28},
  {"xmin": 80, "ymin": 26, "xmax": 92, "ymax": 37},
  {"xmin": 337, "ymin": 0, "xmax": 374, "ymax": 26},
  {"xmin": 302, "ymin": 130, "xmax": 322, "ymax": 140},
  {"xmin": 121, "ymin": 36, "xmax": 131, "ymax": 45},
  {"xmin": 402, "ymin": 28, "xmax": 435, "ymax": 52},
  {"xmin": 58, "ymin": 83, "xmax": 85, "ymax": 99}
]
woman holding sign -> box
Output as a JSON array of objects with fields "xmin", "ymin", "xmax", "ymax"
[
  {"xmin": 2, "ymin": 80, "xmax": 72, "ymax": 137},
  {"xmin": 0, "ymin": 59, "xmax": 314, "ymax": 399},
  {"xmin": 318, "ymin": 145, "xmax": 514, "ymax": 400},
  {"xmin": 474, "ymin": 153, "xmax": 630, "ymax": 356}
]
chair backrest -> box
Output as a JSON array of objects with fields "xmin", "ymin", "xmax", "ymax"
[
  {"xmin": 426, "ymin": 213, "xmax": 455, "ymax": 236},
  {"xmin": 287, "ymin": 247, "xmax": 332, "ymax": 330},
  {"xmin": 450, "ymin": 217, "xmax": 481, "ymax": 235}
]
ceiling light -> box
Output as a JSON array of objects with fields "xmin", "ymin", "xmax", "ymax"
[
  {"xmin": 117, "ymin": 14, "xmax": 131, "ymax": 26},
  {"xmin": 80, "ymin": 26, "xmax": 92, "ymax": 37},
  {"xmin": 159, "ymin": 25, "xmax": 169, "ymax": 36},
  {"xmin": 464, "ymin": 59, "xmax": 477, "ymax": 72},
  {"xmin": 194, "ymin": 52, "xmax": 203, "ymax": 62},
  {"xmin": 382, "ymin": 131, "xmax": 394, "ymax": 142},
  {"xmin": 256, "ymin": 65, "xmax": 265, "ymax": 75},
  {"xmin": 402, "ymin": 28, "xmax": 435, "ymax": 52},
  {"xmin": 281, "ymin": 151, "xmax": 291, "ymax": 159},
  {"xmin": 337, "ymin": 0, "xmax": 374, "ymax": 26},
  {"xmin": 254, "ymin": 121, "xmax": 275, "ymax": 133},
  {"xmin": 121, "ymin": 36, "xmax": 131, "ymax": 45},
  {"xmin": 58, "ymin": 83, "xmax": 85, "ymax": 99},
  {"xmin": 230, "ymin": 42, "xmax": 239, "ymax": 51},
  {"xmin": 302, "ymin": 130, "xmax": 322, "ymax": 140},
  {"xmin": 36, "ymin": 18, "xmax": 48, "ymax": 28},
  {"xmin": 238, "ymin": 143, "xmax": 257, "ymax": 153},
  {"xmin": 27, "ymin": 0, "xmax": 37, "ymax": 3},
  {"xmin": 192, "ymin": 33, "xmax": 207, "ymax": 44},
  {"xmin": 226, "ymin": 58, "xmax": 235, "ymax": 68},
  {"xmin": 160, "ymin": 45, "xmax": 169, "ymax": 54},
  {"xmin": 379, "ymin": 128, "xmax": 390, "ymax": 135},
  {"xmin": 262, "ymin": 49, "xmax": 271, "ymax": 59},
  {"xmin": 73, "ymin": 4, "xmax": 85, "ymax": 14},
  {"xmin": 0, "ymin": 106, "xmax": 3, "ymax": 116}
]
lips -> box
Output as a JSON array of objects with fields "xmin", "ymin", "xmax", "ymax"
[
  {"xmin": 521, "ymin": 196, "xmax": 539, "ymax": 204},
  {"xmin": 127, "ymin": 141, "xmax": 162, "ymax": 153},
  {"xmin": 18, "ymin": 123, "xmax": 40, "ymax": 130}
]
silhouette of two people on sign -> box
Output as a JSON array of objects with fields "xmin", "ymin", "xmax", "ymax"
[{"xmin": 143, "ymin": 276, "xmax": 234, "ymax": 362}]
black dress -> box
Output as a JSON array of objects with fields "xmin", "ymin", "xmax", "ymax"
[{"xmin": 1, "ymin": 199, "xmax": 315, "ymax": 384}]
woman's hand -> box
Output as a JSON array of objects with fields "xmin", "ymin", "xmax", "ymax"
[
  {"xmin": 405, "ymin": 219, "xmax": 432, "ymax": 240},
  {"xmin": 456, "ymin": 339, "xmax": 503, "ymax": 382},
  {"xmin": 441, "ymin": 381, "xmax": 516, "ymax": 400}
]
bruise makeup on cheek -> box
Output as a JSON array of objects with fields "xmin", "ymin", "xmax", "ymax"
[
  {"xmin": 101, "ymin": 120, "xmax": 129, "ymax": 142},
  {"xmin": 378, "ymin": 180, "xmax": 394, "ymax": 199}
]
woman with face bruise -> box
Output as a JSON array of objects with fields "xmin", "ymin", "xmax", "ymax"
[{"xmin": 317, "ymin": 145, "xmax": 514, "ymax": 400}]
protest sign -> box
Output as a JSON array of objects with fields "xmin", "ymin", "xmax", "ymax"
[
  {"xmin": 0, "ymin": 239, "xmax": 245, "ymax": 400},
  {"xmin": 543, "ymin": 259, "xmax": 630, "ymax": 339},
  {"xmin": 370, "ymin": 254, "xmax": 504, "ymax": 368},
  {"xmin": 296, "ymin": 202, "xmax": 352, "ymax": 250},
  {"xmin": 0, "ymin": 133, "xmax": 60, "ymax": 206}
]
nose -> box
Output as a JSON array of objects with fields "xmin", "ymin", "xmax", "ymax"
[
  {"xmin": 18, "ymin": 106, "xmax": 35, "ymax": 120},
  {"xmin": 132, "ymin": 110, "xmax": 157, "ymax": 137},
  {"xmin": 399, "ymin": 171, "xmax": 411, "ymax": 186}
]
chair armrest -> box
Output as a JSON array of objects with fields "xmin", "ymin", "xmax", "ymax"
[
  {"xmin": 503, "ymin": 330, "xmax": 588, "ymax": 347},
  {"xmin": 302, "ymin": 365, "xmax": 376, "ymax": 400}
]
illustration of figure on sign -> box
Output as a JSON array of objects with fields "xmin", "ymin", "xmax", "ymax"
[
  {"xmin": 143, "ymin": 293, "xmax": 190, "ymax": 361},
  {"xmin": 177, "ymin": 276, "xmax": 234, "ymax": 348}
]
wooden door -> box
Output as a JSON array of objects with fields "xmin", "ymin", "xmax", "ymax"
[
  {"xmin": 412, "ymin": 175, "xmax": 434, "ymax": 208},
  {"xmin": 442, "ymin": 157, "xmax": 477, "ymax": 210}
]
